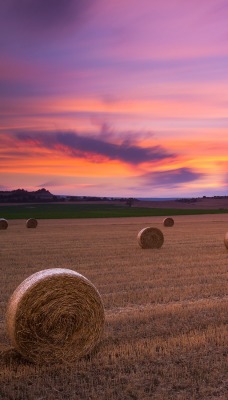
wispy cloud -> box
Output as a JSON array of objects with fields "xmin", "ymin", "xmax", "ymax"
[
  {"xmin": 140, "ymin": 167, "xmax": 204, "ymax": 188},
  {"xmin": 36, "ymin": 179, "xmax": 67, "ymax": 188},
  {"xmin": 14, "ymin": 130, "xmax": 175, "ymax": 165},
  {"xmin": 1, "ymin": 0, "xmax": 95, "ymax": 36}
]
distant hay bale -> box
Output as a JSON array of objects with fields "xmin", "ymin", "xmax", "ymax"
[
  {"xmin": 0, "ymin": 218, "xmax": 8, "ymax": 230},
  {"xmin": 163, "ymin": 217, "xmax": 174, "ymax": 227},
  {"xmin": 224, "ymin": 232, "xmax": 228, "ymax": 249},
  {"xmin": 26, "ymin": 218, "xmax": 38, "ymax": 228},
  {"xmin": 137, "ymin": 227, "xmax": 164, "ymax": 249},
  {"xmin": 6, "ymin": 268, "xmax": 105, "ymax": 364}
]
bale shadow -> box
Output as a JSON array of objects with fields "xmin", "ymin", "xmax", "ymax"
[{"xmin": 0, "ymin": 347, "xmax": 33, "ymax": 368}]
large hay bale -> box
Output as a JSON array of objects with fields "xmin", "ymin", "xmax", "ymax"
[
  {"xmin": 0, "ymin": 218, "xmax": 8, "ymax": 230},
  {"xmin": 26, "ymin": 218, "xmax": 38, "ymax": 228},
  {"xmin": 137, "ymin": 227, "xmax": 164, "ymax": 249},
  {"xmin": 6, "ymin": 268, "xmax": 105, "ymax": 364},
  {"xmin": 224, "ymin": 232, "xmax": 228, "ymax": 249},
  {"xmin": 163, "ymin": 217, "xmax": 174, "ymax": 227}
]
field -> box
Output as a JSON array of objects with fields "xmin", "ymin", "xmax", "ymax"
[
  {"xmin": 0, "ymin": 201, "xmax": 228, "ymax": 220},
  {"xmin": 0, "ymin": 214, "xmax": 227, "ymax": 399}
]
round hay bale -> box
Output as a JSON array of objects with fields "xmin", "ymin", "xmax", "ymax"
[
  {"xmin": 26, "ymin": 218, "xmax": 38, "ymax": 228},
  {"xmin": 163, "ymin": 217, "xmax": 174, "ymax": 227},
  {"xmin": 224, "ymin": 232, "xmax": 228, "ymax": 249},
  {"xmin": 137, "ymin": 227, "xmax": 164, "ymax": 249},
  {"xmin": 0, "ymin": 218, "xmax": 8, "ymax": 230},
  {"xmin": 6, "ymin": 268, "xmax": 105, "ymax": 364}
]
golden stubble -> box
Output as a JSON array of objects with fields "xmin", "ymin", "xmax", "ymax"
[{"xmin": 0, "ymin": 214, "xmax": 227, "ymax": 399}]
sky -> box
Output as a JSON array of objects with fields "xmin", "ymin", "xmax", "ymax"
[{"xmin": 0, "ymin": 0, "xmax": 228, "ymax": 198}]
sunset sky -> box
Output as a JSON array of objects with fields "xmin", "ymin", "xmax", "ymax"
[{"xmin": 1, "ymin": 0, "xmax": 228, "ymax": 198}]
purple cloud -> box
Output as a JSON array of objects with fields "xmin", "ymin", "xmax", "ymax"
[
  {"xmin": 36, "ymin": 179, "xmax": 66, "ymax": 188},
  {"xmin": 1, "ymin": 0, "xmax": 94, "ymax": 33},
  {"xmin": 141, "ymin": 167, "xmax": 204, "ymax": 187},
  {"xmin": 14, "ymin": 130, "xmax": 175, "ymax": 165}
]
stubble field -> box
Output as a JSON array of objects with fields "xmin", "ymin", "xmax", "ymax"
[{"xmin": 0, "ymin": 214, "xmax": 227, "ymax": 399}]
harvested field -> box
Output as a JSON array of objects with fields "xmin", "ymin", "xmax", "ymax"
[{"xmin": 0, "ymin": 214, "xmax": 228, "ymax": 399}]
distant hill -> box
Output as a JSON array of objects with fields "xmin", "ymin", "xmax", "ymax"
[
  {"xmin": 0, "ymin": 188, "xmax": 131, "ymax": 204},
  {"xmin": 0, "ymin": 188, "xmax": 58, "ymax": 203}
]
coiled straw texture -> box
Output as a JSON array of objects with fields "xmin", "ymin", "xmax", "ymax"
[
  {"xmin": 137, "ymin": 227, "xmax": 164, "ymax": 249},
  {"xmin": 26, "ymin": 218, "xmax": 38, "ymax": 228},
  {"xmin": 163, "ymin": 217, "xmax": 174, "ymax": 227},
  {"xmin": 6, "ymin": 268, "xmax": 105, "ymax": 364},
  {"xmin": 0, "ymin": 218, "xmax": 8, "ymax": 230},
  {"xmin": 224, "ymin": 232, "xmax": 228, "ymax": 249}
]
